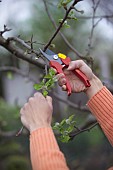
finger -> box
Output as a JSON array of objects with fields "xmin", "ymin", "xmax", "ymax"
[
  {"xmin": 62, "ymin": 85, "xmax": 66, "ymax": 91},
  {"xmin": 46, "ymin": 96, "xmax": 52, "ymax": 104},
  {"xmin": 34, "ymin": 92, "xmax": 41, "ymax": 97},
  {"xmin": 34, "ymin": 92, "xmax": 45, "ymax": 99},
  {"xmin": 28, "ymin": 97, "xmax": 34, "ymax": 103},
  {"xmin": 20, "ymin": 108, "xmax": 24, "ymax": 115},
  {"xmin": 56, "ymin": 73, "xmax": 65, "ymax": 80},
  {"xmin": 67, "ymin": 60, "xmax": 84, "ymax": 71},
  {"xmin": 58, "ymin": 77, "xmax": 66, "ymax": 86},
  {"xmin": 46, "ymin": 96, "xmax": 53, "ymax": 110}
]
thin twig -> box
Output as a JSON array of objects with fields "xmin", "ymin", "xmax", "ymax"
[
  {"xmin": 7, "ymin": 36, "xmax": 40, "ymax": 57},
  {"xmin": 0, "ymin": 25, "xmax": 12, "ymax": 35},
  {"xmin": 69, "ymin": 121, "xmax": 98, "ymax": 139},
  {"xmin": 86, "ymin": 0, "xmax": 101, "ymax": 56},
  {"xmin": 77, "ymin": 14, "xmax": 113, "ymax": 20}
]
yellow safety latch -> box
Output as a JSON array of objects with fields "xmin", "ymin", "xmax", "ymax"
[{"xmin": 58, "ymin": 53, "xmax": 66, "ymax": 59}]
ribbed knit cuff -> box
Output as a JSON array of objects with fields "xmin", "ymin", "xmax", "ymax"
[
  {"xmin": 87, "ymin": 86, "xmax": 113, "ymax": 146},
  {"xmin": 30, "ymin": 127, "xmax": 60, "ymax": 152},
  {"xmin": 30, "ymin": 127, "xmax": 69, "ymax": 170}
]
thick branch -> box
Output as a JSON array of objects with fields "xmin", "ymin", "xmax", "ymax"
[{"xmin": 0, "ymin": 35, "xmax": 45, "ymax": 69}]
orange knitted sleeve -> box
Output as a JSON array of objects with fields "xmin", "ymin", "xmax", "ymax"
[
  {"xmin": 87, "ymin": 86, "xmax": 113, "ymax": 146},
  {"xmin": 30, "ymin": 127, "xmax": 69, "ymax": 170}
]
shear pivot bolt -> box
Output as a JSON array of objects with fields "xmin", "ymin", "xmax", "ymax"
[{"xmin": 53, "ymin": 55, "xmax": 58, "ymax": 60}]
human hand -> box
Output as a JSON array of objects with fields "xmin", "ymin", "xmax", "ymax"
[
  {"xmin": 57, "ymin": 60, "xmax": 103, "ymax": 98},
  {"xmin": 57, "ymin": 60, "xmax": 93, "ymax": 93},
  {"xmin": 20, "ymin": 92, "xmax": 53, "ymax": 133}
]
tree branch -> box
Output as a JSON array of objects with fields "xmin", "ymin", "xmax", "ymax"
[
  {"xmin": 0, "ymin": 35, "xmax": 45, "ymax": 69},
  {"xmin": 77, "ymin": 14, "xmax": 113, "ymax": 20},
  {"xmin": 0, "ymin": 25, "xmax": 12, "ymax": 35},
  {"xmin": 53, "ymin": 91, "xmax": 90, "ymax": 112},
  {"xmin": 69, "ymin": 121, "xmax": 98, "ymax": 140},
  {"xmin": 44, "ymin": 0, "xmax": 83, "ymax": 51},
  {"xmin": 43, "ymin": 0, "xmax": 84, "ymax": 59},
  {"xmin": 0, "ymin": 66, "xmax": 37, "ymax": 83},
  {"xmin": 86, "ymin": 0, "xmax": 101, "ymax": 56}
]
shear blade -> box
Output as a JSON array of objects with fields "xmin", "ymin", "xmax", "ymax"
[{"xmin": 39, "ymin": 48, "xmax": 62, "ymax": 64}]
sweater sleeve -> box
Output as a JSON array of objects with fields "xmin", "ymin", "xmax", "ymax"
[
  {"xmin": 30, "ymin": 127, "xmax": 69, "ymax": 170},
  {"xmin": 87, "ymin": 86, "xmax": 113, "ymax": 146}
]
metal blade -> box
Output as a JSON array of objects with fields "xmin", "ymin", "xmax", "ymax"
[{"xmin": 39, "ymin": 48, "xmax": 62, "ymax": 64}]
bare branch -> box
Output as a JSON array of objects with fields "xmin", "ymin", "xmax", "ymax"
[
  {"xmin": 7, "ymin": 36, "xmax": 40, "ymax": 57},
  {"xmin": 0, "ymin": 66, "xmax": 37, "ymax": 83},
  {"xmin": 44, "ymin": 0, "xmax": 83, "ymax": 51},
  {"xmin": 0, "ymin": 129, "xmax": 28, "ymax": 137},
  {"xmin": 69, "ymin": 121, "xmax": 98, "ymax": 140},
  {"xmin": 53, "ymin": 92, "xmax": 90, "ymax": 112},
  {"xmin": 77, "ymin": 14, "xmax": 113, "ymax": 20},
  {"xmin": 86, "ymin": 0, "xmax": 102, "ymax": 56},
  {"xmin": 43, "ymin": 0, "xmax": 86, "ymax": 60},
  {"xmin": 0, "ymin": 35, "xmax": 45, "ymax": 69}
]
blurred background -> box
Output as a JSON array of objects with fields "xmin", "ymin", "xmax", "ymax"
[{"xmin": 0, "ymin": 0, "xmax": 113, "ymax": 169}]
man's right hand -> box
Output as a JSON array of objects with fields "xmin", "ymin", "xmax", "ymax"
[{"xmin": 57, "ymin": 60, "xmax": 103, "ymax": 98}]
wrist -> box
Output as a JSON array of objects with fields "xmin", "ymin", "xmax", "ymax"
[
  {"xmin": 85, "ymin": 74, "xmax": 103, "ymax": 99},
  {"xmin": 30, "ymin": 124, "xmax": 51, "ymax": 133}
]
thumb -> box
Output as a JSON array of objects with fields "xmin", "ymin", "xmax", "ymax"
[{"xmin": 67, "ymin": 60, "xmax": 84, "ymax": 71}]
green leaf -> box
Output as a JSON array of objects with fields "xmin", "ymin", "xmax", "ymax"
[
  {"xmin": 45, "ymin": 80, "xmax": 52, "ymax": 87},
  {"xmin": 49, "ymin": 68, "xmax": 56, "ymax": 76},
  {"xmin": 44, "ymin": 74, "xmax": 52, "ymax": 79},
  {"xmin": 53, "ymin": 114, "xmax": 77, "ymax": 143},
  {"xmin": 33, "ymin": 84, "xmax": 43, "ymax": 90},
  {"xmin": 68, "ymin": 114, "xmax": 75, "ymax": 122},
  {"xmin": 58, "ymin": 19, "xmax": 63, "ymax": 23},
  {"xmin": 53, "ymin": 122, "xmax": 60, "ymax": 130},
  {"xmin": 64, "ymin": 23, "xmax": 70, "ymax": 28},
  {"xmin": 42, "ymin": 90, "xmax": 48, "ymax": 97},
  {"xmin": 60, "ymin": 119, "xmax": 66, "ymax": 126},
  {"xmin": 60, "ymin": 135, "xmax": 70, "ymax": 143},
  {"xmin": 57, "ymin": 0, "xmax": 73, "ymax": 9}
]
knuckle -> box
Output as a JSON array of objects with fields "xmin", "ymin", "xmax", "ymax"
[
  {"xmin": 48, "ymin": 96, "xmax": 52, "ymax": 101},
  {"xmin": 28, "ymin": 97, "xmax": 33, "ymax": 103},
  {"xmin": 23, "ymin": 103, "xmax": 28, "ymax": 110},
  {"xmin": 34, "ymin": 92, "xmax": 41, "ymax": 97}
]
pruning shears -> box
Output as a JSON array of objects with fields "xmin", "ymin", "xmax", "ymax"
[{"xmin": 39, "ymin": 48, "xmax": 91, "ymax": 96}]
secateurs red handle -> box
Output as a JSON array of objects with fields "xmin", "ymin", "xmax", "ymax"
[
  {"xmin": 61, "ymin": 57, "xmax": 91, "ymax": 88},
  {"xmin": 39, "ymin": 48, "xmax": 91, "ymax": 96},
  {"xmin": 50, "ymin": 60, "xmax": 72, "ymax": 95},
  {"xmin": 50, "ymin": 59, "xmax": 91, "ymax": 96}
]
